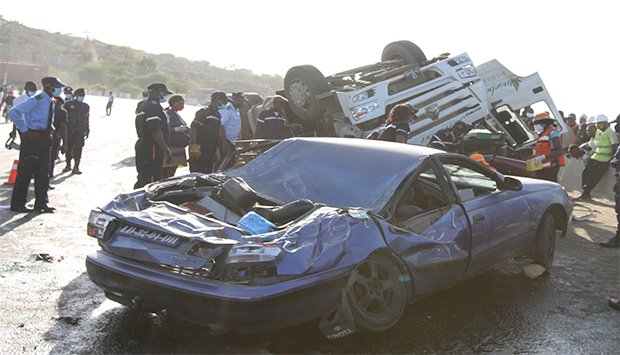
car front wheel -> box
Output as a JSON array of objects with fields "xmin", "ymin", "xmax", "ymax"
[
  {"xmin": 346, "ymin": 254, "xmax": 407, "ymax": 332},
  {"xmin": 534, "ymin": 212, "xmax": 556, "ymax": 270}
]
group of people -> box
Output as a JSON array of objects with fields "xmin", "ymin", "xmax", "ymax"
[
  {"xmin": 133, "ymin": 83, "xmax": 296, "ymax": 189},
  {"xmin": 5, "ymin": 77, "xmax": 90, "ymax": 213}
]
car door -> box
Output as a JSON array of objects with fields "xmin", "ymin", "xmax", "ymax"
[
  {"xmin": 434, "ymin": 155, "xmax": 530, "ymax": 275},
  {"xmin": 382, "ymin": 159, "xmax": 471, "ymax": 295}
]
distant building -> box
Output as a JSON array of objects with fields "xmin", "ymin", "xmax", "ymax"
[{"xmin": 1, "ymin": 62, "xmax": 49, "ymax": 85}]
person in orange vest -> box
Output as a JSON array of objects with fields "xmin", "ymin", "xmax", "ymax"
[{"xmin": 531, "ymin": 113, "xmax": 565, "ymax": 182}]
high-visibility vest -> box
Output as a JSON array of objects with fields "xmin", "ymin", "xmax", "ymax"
[
  {"xmin": 591, "ymin": 127, "xmax": 617, "ymax": 162},
  {"xmin": 533, "ymin": 127, "xmax": 565, "ymax": 169}
]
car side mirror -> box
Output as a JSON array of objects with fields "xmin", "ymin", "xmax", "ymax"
[{"xmin": 501, "ymin": 176, "xmax": 522, "ymax": 191}]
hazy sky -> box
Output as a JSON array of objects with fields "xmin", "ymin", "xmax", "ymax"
[{"xmin": 1, "ymin": 0, "xmax": 618, "ymax": 119}]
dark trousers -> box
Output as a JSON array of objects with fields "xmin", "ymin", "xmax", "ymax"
[
  {"xmin": 49, "ymin": 132, "xmax": 61, "ymax": 177},
  {"xmin": 106, "ymin": 102, "xmax": 112, "ymax": 115},
  {"xmin": 581, "ymin": 159, "xmax": 610, "ymax": 195},
  {"xmin": 616, "ymin": 177, "xmax": 620, "ymax": 236},
  {"xmin": 66, "ymin": 130, "xmax": 85, "ymax": 169},
  {"xmin": 134, "ymin": 139, "xmax": 163, "ymax": 189},
  {"xmin": 11, "ymin": 132, "xmax": 52, "ymax": 209},
  {"xmin": 189, "ymin": 143, "xmax": 217, "ymax": 174},
  {"xmin": 535, "ymin": 164, "xmax": 560, "ymax": 182}
]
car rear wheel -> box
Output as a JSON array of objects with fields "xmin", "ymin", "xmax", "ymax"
[
  {"xmin": 284, "ymin": 65, "xmax": 330, "ymax": 123},
  {"xmin": 381, "ymin": 41, "xmax": 427, "ymax": 66},
  {"xmin": 534, "ymin": 212, "xmax": 556, "ymax": 270},
  {"xmin": 346, "ymin": 254, "xmax": 406, "ymax": 332}
]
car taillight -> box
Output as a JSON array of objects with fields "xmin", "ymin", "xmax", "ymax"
[{"xmin": 87, "ymin": 210, "xmax": 115, "ymax": 239}]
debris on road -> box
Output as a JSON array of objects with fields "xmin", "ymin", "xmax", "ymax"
[{"xmin": 523, "ymin": 264, "xmax": 546, "ymax": 279}]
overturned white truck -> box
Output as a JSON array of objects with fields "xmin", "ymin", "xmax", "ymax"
[{"xmin": 281, "ymin": 40, "xmax": 567, "ymax": 150}]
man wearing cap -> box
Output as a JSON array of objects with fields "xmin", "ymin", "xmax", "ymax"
[
  {"xmin": 578, "ymin": 114, "xmax": 619, "ymax": 199},
  {"xmin": 254, "ymin": 95, "xmax": 293, "ymax": 139},
  {"xmin": 134, "ymin": 83, "xmax": 173, "ymax": 188},
  {"xmin": 63, "ymin": 87, "xmax": 73, "ymax": 103},
  {"xmin": 135, "ymin": 90, "xmax": 149, "ymax": 114},
  {"xmin": 531, "ymin": 114, "xmax": 565, "ymax": 182},
  {"xmin": 62, "ymin": 88, "xmax": 90, "ymax": 174},
  {"xmin": 212, "ymin": 91, "xmax": 241, "ymax": 168},
  {"xmin": 561, "ymin": 113, "xmax": 578, "ymax": 150},
  {"xmin": 7, "ymin": 76, "xmax": 66, "ymax": 213},
  {"xmin": 231, "ymin": 92, "xmax": 253, "ymax": 140}
]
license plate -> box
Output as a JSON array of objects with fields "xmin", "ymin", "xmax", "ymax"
[{"xmin": 117, "ymin": 225, "xmax": 182, "ymax": 247}]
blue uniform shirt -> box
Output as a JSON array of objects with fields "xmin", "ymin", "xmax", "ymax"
[{"xmin": 8, "ymin": 92, "xmax": 55, "ymax": 133}]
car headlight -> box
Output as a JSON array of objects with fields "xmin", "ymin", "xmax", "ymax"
[
  {"xmin": 457, "ymin": 65, "xmax": 477, "ymax": 79},
  {"xmin": 351, "ymin": 101, "xmax": 380, "ymax": 120},
  {"xmin": 87, "ymin": 210, "xmax": 115, "ymax": 239},
  {"xmin": 225, "ymin": 243, "xmax": 283, "ymax": 264}
]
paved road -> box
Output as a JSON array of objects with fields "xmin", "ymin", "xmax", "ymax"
[{"xmin": 0, "ymin": 96, "xmax": 618, "ymax": 354}]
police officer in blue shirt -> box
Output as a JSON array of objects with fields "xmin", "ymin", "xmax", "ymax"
[
  {"xmin": 134, "ymin": 83, "xmax": 173, "ymax": 189},
  {"xmin": 7, "ymin": 76, "xmax": 66, "ymax": 213}
]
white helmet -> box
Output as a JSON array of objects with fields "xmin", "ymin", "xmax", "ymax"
[
  {"xmin": 592, "ymin": 114, "xmax": 608, "ymax": 124},
  {"xmin": 587, "ymin": 116, "xmax": 596, "ymax": 124}
]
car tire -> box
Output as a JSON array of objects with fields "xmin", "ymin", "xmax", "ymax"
[
  {"xmin": 284, "ymin": 65, "xmax": 330, "ymax": 123},
  {"xmin": 346, "ymin": 253, "xmax": 407, "ymax": 332},
  {"xmin": 381, "ymin": 41, "xmax": 427, "ymax": 66},
  {"xmin": 534, "ymin": 212, "xmax": 556, "ymax": 270}
]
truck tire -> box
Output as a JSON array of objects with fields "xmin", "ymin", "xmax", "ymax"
[
  {"xmin": 381, "ymin": 41, "xmax": 427, "ymax": 66},
  {"xmin": 284, "ymin": 65, "xmax": 330, "ymax": 123}
]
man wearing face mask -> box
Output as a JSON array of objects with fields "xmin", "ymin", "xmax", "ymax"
[
  {"xmin": 7, "ymin": 76, "xmax": 66, "ymax": 213},
  {"xmin": 530, "ymin": 113, "xmax": 565, "ymax": 182},
  {"xmin": 162, "ymin": 95, "xmax": 189, "ymax": 178},
  {"xmin": 62, "ymin": 88, "xmax": 90, "ymax": 175},
  {"xmin": 63, "ymin": 86, "xmax": 73, "ymax": 103},
  {"xmin": 212, "ymin": 91, "xmax": 240, "ymax": 168},
  {"xmin": 134, "ymin": 82, "xmax": 174, "ymax": 189}
]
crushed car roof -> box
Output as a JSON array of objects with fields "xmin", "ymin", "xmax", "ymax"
[{"xmin": 226, "ymin": 137, "xmax": 438, "ymax": 211}]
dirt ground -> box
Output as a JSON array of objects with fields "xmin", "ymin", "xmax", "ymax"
[{"xmin": 0, "ymin": 96, "xmax": 617, "ymax": 354}]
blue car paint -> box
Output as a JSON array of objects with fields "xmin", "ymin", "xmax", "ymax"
[{"xmin": 86, "ymin": 137, "xmax": 573, "ymax": 336}]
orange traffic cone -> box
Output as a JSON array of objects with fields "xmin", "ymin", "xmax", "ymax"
[{"xmin": 4, "ymin": 160, "xmax": 18, "ymax": 185}]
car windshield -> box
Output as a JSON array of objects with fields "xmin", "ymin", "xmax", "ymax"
[{"xmin": 225, "ymin": 138, "xmax": 428, "ymax": 211}]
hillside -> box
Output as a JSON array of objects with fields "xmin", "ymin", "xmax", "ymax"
[{"xmin": 0, "ymin": 16, "xmax": 282, "ymax": 101}]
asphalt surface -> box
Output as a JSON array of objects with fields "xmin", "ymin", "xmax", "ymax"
[{"xmin": 0, "ymin": 96, "xmax": 618, "ymax": 354}]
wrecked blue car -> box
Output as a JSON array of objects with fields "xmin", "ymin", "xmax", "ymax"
[{"xmin": 85, "ymin": 137, "xmax": 572, "ymax": 339}]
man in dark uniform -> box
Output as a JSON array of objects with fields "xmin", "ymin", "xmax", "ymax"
[
  {"xmin": 62, "ymin": 88, "xmax": 90, "ymax": 174},
  {"xmin": 254, "ymin": 95, "xmax": 293, "ymax": 139},
  {"xmin": 134, "ymin": 83, "xmax": 173, "ymax": 188},
  {"xmin": 7, "ymin": 76, "xmax": 66, "ymax": 213},
  {"xmin": 135, "ymin": 90, "xmax": 149, "ymax": 114},
  {"xmin": 367, "ymin": 104, "xmax": 417, "ymax": 143},
  {"xmin": 189, "ymin": 101, "xmax": 221, "ymax": 173},
  {"xmin": 49, "ymin": 96, "xmax": 67, "ymax": 181},
  {"xmin": 428, "ymin": 120, "xmax": 472, "ymax": 153}
]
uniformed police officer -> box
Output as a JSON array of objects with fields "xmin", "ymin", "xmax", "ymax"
[
  {"xmin": 7, "ymin": 76, "xmax": 66, "ymax": 213},
  {"xmin": 254, "ymin": 95, "xmax": 293, "ymax": 139},
  {"xmin": 188, "ymin": 101, "xmax": 221, "ymax": 174},
  {"xmin": 135, "ymin": 90, "xmax": 149, "ymax": 114},
  {"xmin": 49, "ymin": 96, "xmax": 68, "ymax": 181},
  {"xmin": 134, "ymin": 83, "xmax": 173, "ymax": 189},
  {"xmin": 62, "ymin": 88, "xmax": 90, "ymax": 174},
  {"xmin": 49, "ymin": 87, "xmax": 71, "ymax": 178}
]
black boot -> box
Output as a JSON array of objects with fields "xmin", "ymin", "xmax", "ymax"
[{"xmin": 600, "ymin": 234, "xmax": 620, "ymax": 248}]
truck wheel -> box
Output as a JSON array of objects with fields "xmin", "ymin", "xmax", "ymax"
[
  {"xmin": 381, "ymin": 41, "xmax": 427, "ymax": 66},
  {"xmin": 284, "ymin": 65, "xmax": 330, "ymax": 123}
]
